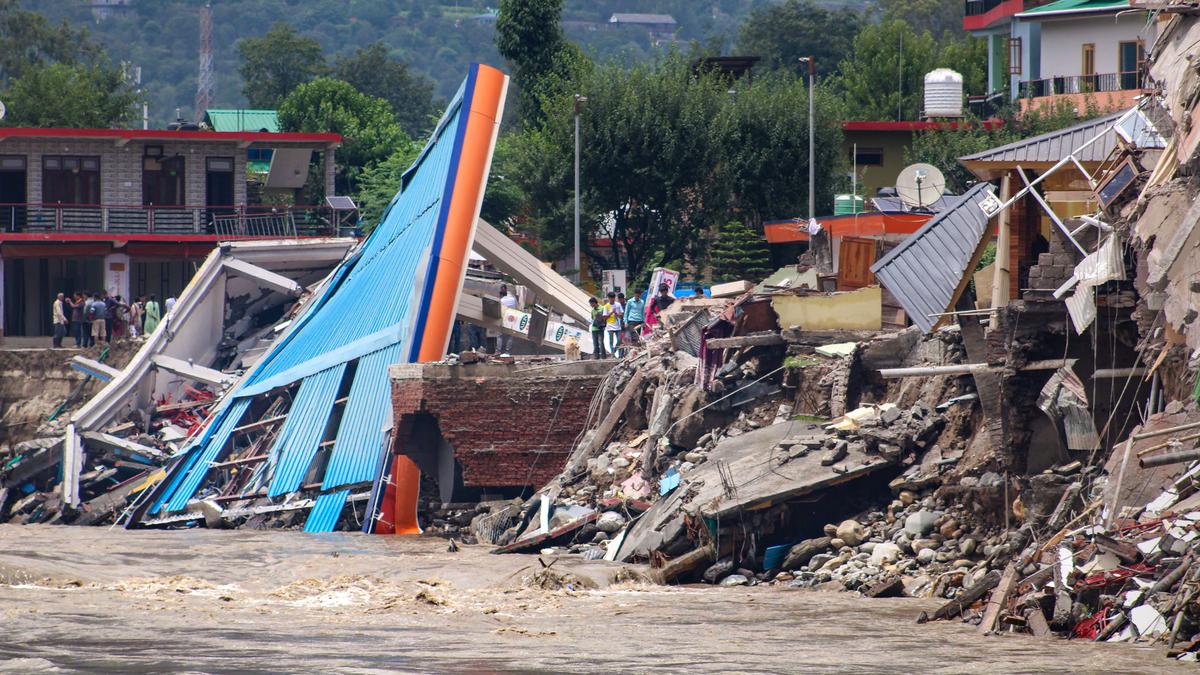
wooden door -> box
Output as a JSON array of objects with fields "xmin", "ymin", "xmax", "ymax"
[{"xmin": 837, "ymin": 237, "xmax": 877, "ymax": 290}]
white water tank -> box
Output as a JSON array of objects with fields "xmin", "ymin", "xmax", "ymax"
[{"xmin": 924, "ymin": 68, "xmax": 963, "ymax": 118}]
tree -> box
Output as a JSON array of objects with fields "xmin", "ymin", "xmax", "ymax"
[
  {"xmin": 836, "ymin": 19, "xmax": 938, "ymax": 122},
  {"xmin": 354, "ymin": 141, "xmax": 421, "ymax": 232},
  {"xmin": 710, "ymin": 220, "xmax": 773, "ymax": 283},
  {"xmin": 877, "ymin": 0, "xmax": 963, "ymax": 42},
  {"xmin": 736, "ymin": 0, "xmax": 863, "ymax": 78},
  {"xmin": 2, "ymin": 61, "xmax": 140, "ymax": 128},
  {"xmin": 495, "ymin": 0, "xmax": 588, "ymax": 124},
  {"xmin": 936, "ymin": 36, "xmax": 989, "ymax": 98},
  {"xmin": 481, "ymin": 134, "xmax": 527, "ymax": 229},
  {"xmin": 333, "ymin": 42, "xmax": 439, "ymax": 138},
  {"xmin": 0, "ymin": 0, "xmax": 101, "ymax": 86},
  {"xmin": 278, "ymin": 78, "xmax": 408, "ymax": 194},
  {"xmin": 237, "ymin": 23, "xmax": 327, "ymax": 109},
  {"xmin": 715, "ymin": 73, "xmax": 845, "ymax": 228}
]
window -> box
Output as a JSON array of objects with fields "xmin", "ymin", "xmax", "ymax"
[
  {"xmin": 206, "ymin": 157, "xmax": 234, "ymax": 172},
  {"xmin": 0, "ymin": 156, "xmax": 25, "ymax": 171},
  {"xmin": 852, "ymin": 147, "xmax": 884, "ymax": 166},
  {"xmin": 42, "ymin": 155, "xmax": 101, "ymax": 205},
  {"xmin": 1082, "ymin": 43, "xmax": 1095, "ymax": 76},
  {"xmin": 1008, "ymin": 37, "xmax": 1022, "ymax": 75},
  {"xmin": 1119, "ymin": 40, "xmax": 1146, "ymax": 89}
]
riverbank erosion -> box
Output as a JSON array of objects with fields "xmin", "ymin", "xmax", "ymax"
[{"xmin": 0, "ymin": 525, "xmax": 1185, "ymax": 674}]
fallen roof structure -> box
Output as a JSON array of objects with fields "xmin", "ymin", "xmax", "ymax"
[
  {"xmin": 128, "ymin": 64, "xmax": 510, "ymax": 532},
  {"xmin": 869, "ymin": 182, "xmax": 997, "ymax": 332}
]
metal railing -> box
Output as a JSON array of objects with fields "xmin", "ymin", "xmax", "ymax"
[
  {"xmin": 0, "ymin": 203, "xmax": 342, "ymax": 237},
  {"xmin": 1019, "ymin": 71, "xmax": 1146, "ymax": 99}
]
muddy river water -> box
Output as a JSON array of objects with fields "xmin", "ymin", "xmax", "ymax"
[{"xmin": 0, "ymin": 525, "xmax": 1187, "ymax": 673}]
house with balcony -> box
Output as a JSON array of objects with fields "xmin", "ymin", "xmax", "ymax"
[
  {"xmin": 965, "ymin": 0, "xmax": 1154, "ymax": 112},
  {"xmin": 0, "ymin": 126, "xmax": 341, "ymax": 339}
]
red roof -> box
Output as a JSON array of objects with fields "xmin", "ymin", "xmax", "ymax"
[
  {"xmin": 764, "ymin": 212, "xmax": 934, "ymax": 244},
  {"xmin": 841, "ymin": 120, "xmax": 1004, "ymax": 132},
  {"xmin": 0, "ymin": 127, "xmax": 340, "ymax": 145}
]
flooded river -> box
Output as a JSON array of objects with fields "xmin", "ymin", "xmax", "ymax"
[{"xmin": 0, "ymin": 525, "xmax": 1184, "ymax": 673}]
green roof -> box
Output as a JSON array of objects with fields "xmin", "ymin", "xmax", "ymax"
[
  {"xmin": 1018, "ymin": 0, "xmax": 1129, "ymax": 16},
  {"xmin": 203, "ymin": 109, "xmax": 280, "ymax": 133}
]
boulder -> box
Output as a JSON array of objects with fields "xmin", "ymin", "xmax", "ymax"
[
  {"xmin": 703, "ymin": 559, "xmax": 735, "ymax": 584},
  {"xmin": 720, "ymin": 574, "xmax": 750, "ymax": 586},
  {"xmin": 836, "ymin": 520, "xmax": 867, "ymax": 547},
  {"xmin": 904, "ymin": 511, "xmax": 938, "ymax": 537},
  {"xmin": 870, "ymin": 542, "xmax": 902, "ymax": 565},
  {"xmin": 782, "ymin": 536, "xmax": 832, "ymax": 571},
  {"xmin": 596, "ymin": 510, "xmax": 626, "ymax": 534}
]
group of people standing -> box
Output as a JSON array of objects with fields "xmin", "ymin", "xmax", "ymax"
[
  {"xmin": 588, "ymin": 282, "xmax": 675, "ymax": 359},
  {"xmin": 51, "ymin": 292, "xmax": 165, "ymax": 348}
]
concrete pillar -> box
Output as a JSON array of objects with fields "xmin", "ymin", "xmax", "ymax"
[
  {"xmin": 104, "ymin": 252, "xmax": 131, "ymax": 302},
  {"xmin": 323, "ymin": 145, "xmax": 336, "ymax": 198}
]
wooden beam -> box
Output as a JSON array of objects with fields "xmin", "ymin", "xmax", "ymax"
[
  {"xmin": 990, "ymin": 174, "xmax": 1011, "ymax": 321},
  {"xmin": 705, "ymin": 332, "xmax": 786, "ymax": 349},
  {"xmin": 979, "ymin": 562, "xmax": 1019, "ymax": 634}
]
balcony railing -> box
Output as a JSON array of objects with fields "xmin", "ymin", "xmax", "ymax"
[
  {"xmin": 965, "ymin": 0, "xmax": 1008, "ymax": 16},
  {"xmin": 0, "ymin": 203, "xmax": 348, "ymax": 238},
  {"xmin": 1019, "ymin": 71, "xmax": 1146, "ymax": 99}
]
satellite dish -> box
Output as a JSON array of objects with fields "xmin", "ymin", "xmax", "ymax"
[
  {"xmin": 895, "ymin": 163, "xmax": 946, "ymax": 210},
  {"xmin": 0, "ymin": 100, "xmax": 6, "ymax": 121}
]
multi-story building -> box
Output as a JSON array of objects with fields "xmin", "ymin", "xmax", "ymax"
[
  {"xmin": 966, "ymin": 0, "xmax": 1154, "ymax": 111},
  {"xmin": 0, "ymin": 125, "xmax": 340, "ymax": 339}
]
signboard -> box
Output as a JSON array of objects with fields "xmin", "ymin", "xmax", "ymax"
[
  {"xmin": 648, "ymin": 267, "xmax": 679, "ymax": 296},
  {"xmin": 602, "ymin": 269, "xmax": 626, "ymax": 295},
  {"xmin": 502, "ymin": 307, "xmax": 593, "ymax": 353}
]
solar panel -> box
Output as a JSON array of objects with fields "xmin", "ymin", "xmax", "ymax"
[{"xmin": 325, "ymin": 195, "xmax": 357, "ymax": 210}]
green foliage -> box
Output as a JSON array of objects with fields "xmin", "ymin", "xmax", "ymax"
[
  {"xmin": 512, "ymin": 52, "xmax": 845, "ymax": 280},
  {"xmin": 876, "ymin": 0, "xmax": 963, "ymax": 42},
  {"xmin": 2, "ymin": 60, "xmax": 140, "ymax": 128},
  {"xmin": 353, "ymin": 141, "xmax": 421, "ymax": 233},
  {"xmin": 278, "ymin": 78, "xmax": 408, "ymax": 194},
  {"xmin": 836, "ymin": 19, "xmax": 937, "ymax": 122},
  {"xmin": 735, "ymin": 0, "xmax": 864, "ymax": 78},
  {"xmin": 710, "ymin": 220, "xmax": 773, "ymax": 283},
  {"xmin": 481, "ymin": 134, "xmax": 527, "ymax": 229},
  {"xmin": 237, "ymin": 23, "xmax": 327, "ymax": 109},
  {"xmin": 936, "ymin": 36, "xmax": 989, "ymax": 99},
  {"xmin": 496, "ymin": 0, "xmax": 590, "ymax": 124},
  {"xmin": 0, "ymin": 0, "xmax": 101, "ymax": 85},
  {"xmin": 333, "ymin": 42, "xmax": 440, "ymax": 138}
]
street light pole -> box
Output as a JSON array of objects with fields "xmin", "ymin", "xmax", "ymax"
[{"xmin": 573, "ymin": 94, "xmax": 587, "ymax": 284}]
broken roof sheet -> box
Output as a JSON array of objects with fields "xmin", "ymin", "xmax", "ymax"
[
  {"xmin": 145, "ymin": 64, "xmax": 509, "ymax": 529},
  {"xmin": 870, "ymin": 182, "xmax": 996, "ymax": 333},
  {"xmin": 959, "ymin": 111, "xmax": 1126, "ymax": 166}
]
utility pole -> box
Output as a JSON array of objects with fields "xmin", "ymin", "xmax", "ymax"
[
  {"xmin": 195, "ymin": 3, "xmax": 215, "ymax": 121},
  {"xmin": 804, "ymin": 57, "xmax": 815, "ymax": 222},
  {"xmin": 573, "ymin": 94, "xmax": 587, "ymax": 284}
]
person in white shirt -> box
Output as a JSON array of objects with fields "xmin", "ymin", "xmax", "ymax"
[
  {"xmin": 498, "ymin": 284, "xmax": 518, "ymax": 354},
  {"xmin": 51, "ymin": 293, "xmax": 68, "ymax": 348},
  {"xmin": 604, "ymin": 290, "xmax": 623, "ymax": 356}
]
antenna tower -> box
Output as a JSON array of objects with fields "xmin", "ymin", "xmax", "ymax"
[{"xmin": 195, "ymin": 3, "xmax": 215, "ymax": 120}]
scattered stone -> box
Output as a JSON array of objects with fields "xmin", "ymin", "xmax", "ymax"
[
  {"xmin": 836, "ymin": 519, "xmax": 867, "ymax": 547},
  {"xmin": 905, "ymin": 511, "xmax": 938, "ymax": 537},
  {"xmin": 596, "ymin": 511, "xmax": 626, "ymax": 533},
  {"xmin": 720, "ymin": 574, "xmax": 750, "ymax": 586}
]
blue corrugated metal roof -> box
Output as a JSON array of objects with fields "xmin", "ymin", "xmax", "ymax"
[
  {"xmin": 304, "ymin": 489, "xmax": 349, "ymax": 533},
  {"xmin": 148, "ymin": 66, "xmax": 494, "ymax": 518},
  {"xmin": 156, "ymin": 398, "xmax": 251, "ymax": 513},
  {"xmin": 322, "ymin": 343, "xmax": 403, "ymax": 489},
  {"xmin": 267, "ymin": 364, "xmax": 347, "ymax": 497}
]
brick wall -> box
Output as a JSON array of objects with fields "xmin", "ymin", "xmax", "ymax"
[
  {"xmin": 391, "ymin": 364, "xmax": 609, "ymax": 489},
  {"xmin": 1, "ymin": 138, "xmax": 246, "ymax": 207}
]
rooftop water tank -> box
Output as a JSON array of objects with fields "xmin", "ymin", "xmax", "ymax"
[{"xmin": 924, "ymin": 68, "xmax": 963, "ymax": 118}]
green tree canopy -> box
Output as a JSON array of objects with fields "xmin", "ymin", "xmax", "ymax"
[
  {"xmin": 496, "ymin": 0, "xmax": 589, "ymax": 124},
  {"xmin": 278, "ymin": 78, "xmax": 408, "ymax": 194},
  {"xmin": 512, "ymin": 53, "xmax": 844, "ymax": 281},
  {"xmin": 0, "ymin": 0, "xmax": 101, "ymax": 85},
  {"xmin": 237, "ymin": 23, "xmax": 328, "ymax": 109},
  {"xmin": 735, "ymin": 0, "xmax": 863, "ymax": 78},
  {"xmin": 353, "ymin": 141, "xmax": 421, "ymax": 232},
  {"xmin": 333, "ymin": 42, "xmax": 439, "ymax": 138},
  {"xmin": 836, "ymin": 19, "xmax": 938, "ymax": 122},
  {"xmin": 710, "ymin": 220, "xmax": 773, "ymax": 283},
  {"xmin": 877, "ymin": 0, "xmax": 964, "ymax": 42},
  {"xmin": 2, "ymin": 61, "xmax": 140, "ymax": 128}
]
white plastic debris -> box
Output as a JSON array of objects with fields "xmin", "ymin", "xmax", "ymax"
[{"xmin": 1131, "ymin": 604, "xmax": 1169, "ymax": 638}]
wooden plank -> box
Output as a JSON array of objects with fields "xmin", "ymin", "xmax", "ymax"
[
  {"xmin": 705, "ymin": 332, "xmax": 786, "ymax": 349},
  {"xmin": 837, "ymin": 237, "xmax": 877, "ymax": 290},
  {"xmin": 919, "ymin": 570, "xmax": 1002, "ymax": 623},
  {"xmin": 979, "ymin": 563, "xmax": 1020, "ymax": 634}
]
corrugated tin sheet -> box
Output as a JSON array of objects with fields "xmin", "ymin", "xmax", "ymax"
[
  {"xmin": 266, "ymin": 364, "xmax": 347, "ymax": 497},
  {"xmin": 155, "ymin": 398, "xmax": 251, "ymax": 513},
  {"xmin": 870, "ymin": 183, "xmax": 995, "ymax": 332},
  {"xmin": 204, "ymin": 109, "xmax": 280, "ymax": 132},
  {"xmin": 959, "ymin": 111, "xmax": 1124, "ymax": 164},
  {"xmin": 322, "ymin": 343, "xmax": 403, "ymax": 489},
  {"xmin": 303, "ymin": 490, "xmax": 349, "ymax": 533}
]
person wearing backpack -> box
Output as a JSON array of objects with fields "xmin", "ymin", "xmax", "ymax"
[
  {"xmin": 589, "ymin": 296, "xmax": 607, "ymax": 359},
  {"xmin": 88, "ymin": 292, "xmax": 108, "ymax": 344}
]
